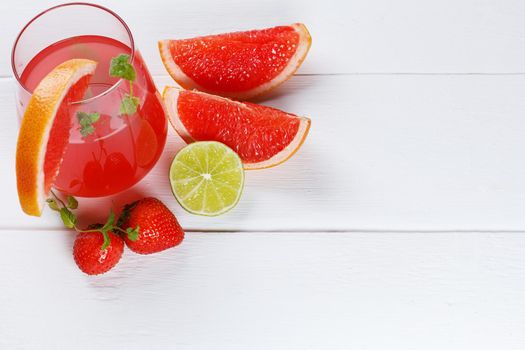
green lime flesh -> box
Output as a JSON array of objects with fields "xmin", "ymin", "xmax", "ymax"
[{"xmin": 169, "ymin": 141, "xmax": 245, "ymax": 216}]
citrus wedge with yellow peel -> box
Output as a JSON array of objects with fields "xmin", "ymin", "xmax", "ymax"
[
  {"xmin": 16, "ymin": 59, "xmax": 97, "ymax": 216},
  {"xmin": 169, "ymin": 141, "xmax": 245, "ymax": 216}
]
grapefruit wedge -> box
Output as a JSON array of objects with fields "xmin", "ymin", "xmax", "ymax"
[
  {"xmin": 159, "ymin": 23, "xmax": 311, "ymax": 100},
  {"xmin": 163, "ymin": 87, "xmax": 310, "ymax": 169},
  {"xmin": 16, "ymin": 59, "xmax": 97, "ymax": 216}
]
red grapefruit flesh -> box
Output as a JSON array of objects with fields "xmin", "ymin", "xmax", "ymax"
[
  {"xmin": 159, "ymin": 23, "xmax": 311, "ymax": 100},
  {"xmin": 163, "ymin": 87, "xmax": 310, "ymax": 169},
  {"xmin": 44, "ymin": 75, "xmax": 91, "ymax": 194},
  {"xmin": 16, "ymin": 59, "xmax": 97, "ymax": 216}
]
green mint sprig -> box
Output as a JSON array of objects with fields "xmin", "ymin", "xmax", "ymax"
[
  {"xmin": 75, "ymin": 54, "xmax": 139, "ymax": 138},
  {"xmin": 47, "ymin": 192, "xmax": 139, "ymax": 250},
  {"xmin": 109, "ymin": 54, "xmax": 140, "ymax": 116},
  {"xmin": 77, "ymin": 111, "xmax": 100, "ymax": 138},
  {"xmin": 120, "ymin": 95, "xmax": 140, "ymax": 115}
]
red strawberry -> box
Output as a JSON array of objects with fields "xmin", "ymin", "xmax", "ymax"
[
  {"xmin": 119, "ymin": 197, "xmax": 184, "ymax": 254},
  {"xmin": 73, "ymin": 230, "xmax": 124, "ymax": 275}
]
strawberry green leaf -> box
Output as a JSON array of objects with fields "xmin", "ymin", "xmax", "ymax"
[
  {"xmin": 101, "ymin": 231, "xmax": 111, "ymax": 251},
  {"xmin": 101, "ymin": 210, "xmax": 116, "ymax": 233},
  {"xmin": 46, "ymin": 198, "xmax": 59, "ymax": 211},
  {"xmin": 60, "ymin": 208, "xmax": 76, "ymax": 229},
  {"xmin": 66, "ymin": 196, "xmax": 78, "ymax": 209},
  {"xmin": 126, "ymin": 226, "xmax": 140, "ymax": 242}
]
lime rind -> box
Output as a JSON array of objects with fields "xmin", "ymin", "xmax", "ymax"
[{"xmin": 169, "ymin": 141, "xmax": 245, "ymax": 216}]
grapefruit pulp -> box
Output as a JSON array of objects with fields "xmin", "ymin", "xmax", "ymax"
[
  {"xmin": 159, "ymin": 23, "xmax": 311, "ymax": 100},
  {"xmin": 163, "ymin": 87, "xmax": 310, "ymax": 169},
  {"xmin": 16, "ymin": 59, "xmax": 97, "ymax": 216}
]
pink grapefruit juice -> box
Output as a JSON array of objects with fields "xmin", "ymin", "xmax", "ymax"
[{"xmin": 20, "ymin": 35, "xmax": 167, "ymax": 197}]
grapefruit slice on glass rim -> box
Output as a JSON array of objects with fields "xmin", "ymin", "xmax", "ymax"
[
  {"xmin": 16, "ymin": 59, "xmax": 97, "ymax": 216},
  {"xmin": 159, "ymin": 23, "xmax": 311, "ymax": 100},
  {"xmin": 163, "ymin": 87, "xmax": 310, "ymax": 170}
]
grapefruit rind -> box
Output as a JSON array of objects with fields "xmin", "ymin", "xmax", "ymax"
[
  {"xmin": 162, "ymin": 86, "xmax": 311, "ymax": 170},
  {"xmin": 162, "ymin": 87, "xmax": 194, "ymax": 144},
  {"xmin": 158, "ymin": 23, "xmax": 312, "ymax": 100},
  {"xmin": 244, "ymin": 115, "xmax": 310, "ymax": 170},
  {"xmin": 16, "ymin": 59, "xmax": 97, "ymax": 216}
]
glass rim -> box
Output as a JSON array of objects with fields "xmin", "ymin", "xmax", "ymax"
[{"xmin": 11, "ymin": 2, "xmax": 136, "ymax": 105}]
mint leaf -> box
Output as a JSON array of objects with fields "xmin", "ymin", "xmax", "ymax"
[
  {"xmin": 77, "ymin": 111, "xmax": 100, "ymax": 125},
  {"xmin": 120, "ymin": 94, "xmax": 140, "ymax": 115},
  {"xmin": 110, "ymin": 53, "xmax": 141, "ymax": 116},
  {"xmin": 126, "ymin": 226, "xmax": 140, "ymax": 242},
  {"xmin": 60, "ymin": 208, "xmax": 76, "ymax": 229},
  {"xmin": 109, "ymin": 54, "xmax": 135, "ymax": 82},
  {"xmin": 66, "ymin": 196, "xmax": 78, "ymax": 209},
  {"xmin": 109, "ymin": 54, "xmax": 141, "ymax": 117},
  {"xmin": 77, "ymin": 111, "xmax": 100, "ymax": 138},
  {"xmin": 82, "ymin": 125, "xmax": 94, "ymax": 137}
]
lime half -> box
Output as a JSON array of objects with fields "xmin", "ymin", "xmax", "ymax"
[{"xmin": 169, "ymin": 141, "xmax": 245, "ymax": 216}]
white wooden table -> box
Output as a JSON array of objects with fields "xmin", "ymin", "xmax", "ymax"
[{"xmin": 2, "ymin": 1, "xmax": 525, "ymax": 349}]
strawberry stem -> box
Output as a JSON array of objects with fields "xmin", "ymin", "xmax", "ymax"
[
  {"xmin": 48, "ymin": 191, "xmax": 125, "ymax": 250},
  {"xmin": 50, "ymin": 190, "xmax": 67, "ymax": 209}
]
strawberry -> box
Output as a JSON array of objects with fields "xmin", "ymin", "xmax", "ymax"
[
  {"xmin": 73, "ymin": 228, "xmax": 124, "ymax": 275},
  {"xmin": 119, "ymin": 197, "xmax": 184, "ymax": 254},
  {"xmin": 47, "ymin": 193, "xmax": 130, "ymax": 275}
]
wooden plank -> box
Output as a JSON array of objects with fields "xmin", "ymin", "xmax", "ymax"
[
  {"xmin": 3, "ymin": 74, "xmax": 525, "ymax": 231},
  {"xmin": 3, "ymin": 0, "xmax": 525, "ymax": 76},
  {"xmin": 1, "ymin": 230, "xmax": 525, "ymax": 349}
]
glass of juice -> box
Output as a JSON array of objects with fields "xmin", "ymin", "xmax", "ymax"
[{"xmin": 11, "ymin": 3, "xmax": 167, "ymax": 197}]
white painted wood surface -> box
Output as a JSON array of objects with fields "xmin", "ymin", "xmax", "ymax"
[
  {"xmin": 2, "ymin": 0, "xmax": 525, "ymax": 349},
  {"xmin": 2, "ymin": 231, "xmax": 525, "ymax": 349},
  {"xmin": 4, "ymin": 0, "xmax": 525, "ymax": 75}
]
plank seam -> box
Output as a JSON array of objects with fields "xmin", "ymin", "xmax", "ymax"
[{"xmin": 1, "ymin": 227, "xmax": 525, "ymax": 233}]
